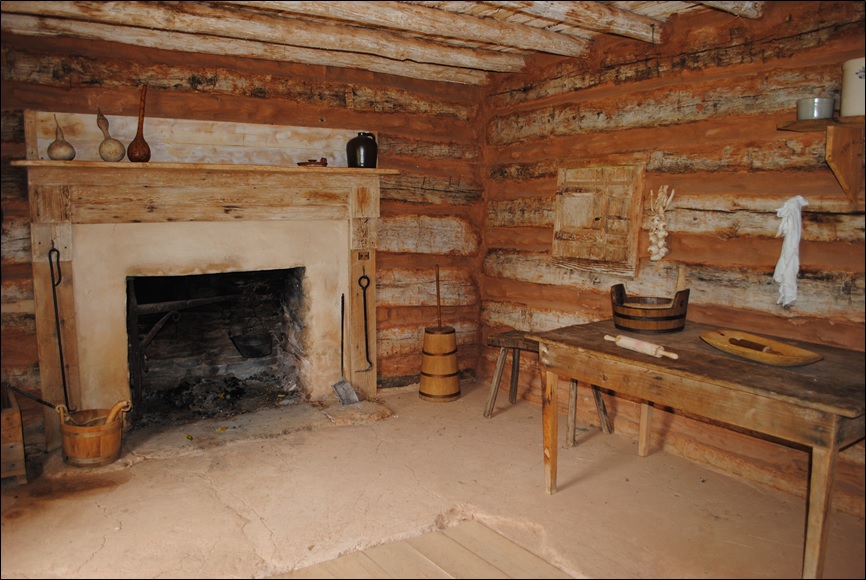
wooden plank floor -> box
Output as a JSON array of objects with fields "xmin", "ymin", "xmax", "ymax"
[{"xmin": 270, "ymin": 519, "xmax": 573, "ymax": 579}]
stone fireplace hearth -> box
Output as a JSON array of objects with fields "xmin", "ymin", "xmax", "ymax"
[{"xmin": 15, "ymin": 114, "xmax": 396, "ymax": 448}]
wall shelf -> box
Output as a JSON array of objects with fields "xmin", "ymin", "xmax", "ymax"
[
  {"xmin": 777, "ymin": 116, "xmax": 865, "ymax": 205},
  {"xmin": 777, "ymin": 115, "xmax": 864, "ymax": 132}
]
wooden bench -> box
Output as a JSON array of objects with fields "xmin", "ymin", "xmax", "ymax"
[{"xmin": 484, "ymin": 330, "xmax": 610, "ymax": 445}]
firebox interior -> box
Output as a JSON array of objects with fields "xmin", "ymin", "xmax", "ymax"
[{"xmin": 126, "ymin": 268, "xmax": 306, "ymax": 428}]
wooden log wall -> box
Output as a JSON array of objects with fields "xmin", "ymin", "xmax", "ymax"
[
  {"xmin": 1, "ymin": 1, "xmax": 863, "ymax": 516},
  {"xmin": 0, "ymin": 34, "xmax": 485, "ymax": 449},
  {"xmin": 481, "ymin": 1, "xmax": 864, "ymax": 517}
]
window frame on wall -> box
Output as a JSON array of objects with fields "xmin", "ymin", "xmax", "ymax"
[{"xmin": 552, "ymin": 163, "xmax": 646, "ymax": 277}]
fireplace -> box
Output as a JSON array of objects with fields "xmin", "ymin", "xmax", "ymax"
[
  {"xmin": 15, "ymin": 119, "xmax": 394, "ymax": 448},
  {"xmin": 67, "ymin": 217, "xmax": 352, "ymax": 408},
  {"xmin": 127, "ymin": 267, "xmax": 306, "ymax": 428}
]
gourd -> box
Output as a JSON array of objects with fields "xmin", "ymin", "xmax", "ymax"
[
  {"xmin": 127, "ymin": 84, "xmax": 151, "ymax": 162},
  {"xmin": 47, "ymin": 114, "xmax": 76, "ymax": 160},
  {"xmin": 97, "ymin": 109, "xmax": 126, "ymax": 162}
]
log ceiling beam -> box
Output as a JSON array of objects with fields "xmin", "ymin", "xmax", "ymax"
[
  {"xmin": 695, "ymin": 1, "xmax": 765, "ymax": 19},
  {"xmin": 0, "ymin": 13, "xmax": 490, "ymax": 85},
  {"xmin": 217, "ymin": 0, "xmax": 592, "ymax": 57},
  {"xmin": 0, "ymin": 0, "xmax": 769, "ymax": 85},
  {"xmin": 0, "ymin": 1, "xmax": 523, "ymax": 73},
  {"xmin": 482, "ymin": 1, "xmax": 665, "ymax": 44}
]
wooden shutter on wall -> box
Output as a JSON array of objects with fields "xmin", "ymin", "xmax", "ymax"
[{"xmin": 552, "ymin": 164, "xmax": 646, "ymax": 276}]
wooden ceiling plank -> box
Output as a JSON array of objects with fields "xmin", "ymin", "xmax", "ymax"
[
  {"xmin": 0, "ymin": 13, "xmax": 489, "ymax": 85},
  {"xmin": 695, "ymin": 1, "xmax": 765, "ymax": 19},
  {"xmin": 487, "ymin": 1, "xmax": 665, "ymax": 44},
  {"xmin": 0, "ymin": 0, "xmax": 524, "ymax": 73},
  {"xmin": 217, "ymin": 0, "xmax": 591, "ymax": 57}
]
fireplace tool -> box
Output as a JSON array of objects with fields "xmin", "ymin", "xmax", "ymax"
[
  {"xmin": 6, "ymin": 383, "xmax": 61, "ymax": 412},
  {"xmin": 332, "ymin": 293, "xmax": 360, "ymax": 405},
  {"xmin": 356, "ymin": 271, "xmax": 373, "ymax": 372},
  {"xmin": 48, "ymin": 243, "xmax": 74, "ymax": 411}
]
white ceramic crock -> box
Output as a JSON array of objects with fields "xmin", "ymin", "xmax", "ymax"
[{"xmin": 841, "ymin": 57, "xmax": 865, "ymax": 117}]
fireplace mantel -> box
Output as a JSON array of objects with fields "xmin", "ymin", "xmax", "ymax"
[
  {"xmin": 14, "ymin": 160, "xmax": 396, "ymax": 223},
  {"xmin": 13, "ymin": 159, "xmax": 396, "ymax": 448}
]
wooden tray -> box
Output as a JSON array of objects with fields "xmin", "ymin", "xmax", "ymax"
[{"xmin": 700, "ymin": 329, "xmax": 823, "ymax": 367}]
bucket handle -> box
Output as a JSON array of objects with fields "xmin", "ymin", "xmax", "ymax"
[
  {"xmin": 55, "ymin": 403, "xmax": 97, "ymax": 427},
  {"xmin": 55, "ymin": 400, "xmax": 131, "ymax": 424},
  {"xmin": 107, "ymin": 400, "xmax": 132, "ymax": 423}
]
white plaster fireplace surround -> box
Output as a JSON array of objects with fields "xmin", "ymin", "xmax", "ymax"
[
  {"xmin": 15, "ymin": 112, "xmax": 396, "ymax": 448},
  {"xmin": 74, "ymin": 220, "xmax": 345, "ymax": 403}
]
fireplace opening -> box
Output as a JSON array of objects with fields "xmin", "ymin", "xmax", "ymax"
[{"xmin": 126, "ymin": 268, "xmax": 307, "ymax": 429}]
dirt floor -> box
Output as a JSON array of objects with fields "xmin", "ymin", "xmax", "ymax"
[{"xmin": 2, "ymin": 380, "xmax": 864, "ymax": 579}]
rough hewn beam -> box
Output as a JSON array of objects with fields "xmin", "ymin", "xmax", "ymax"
[
  {"xmin": 488, "ymin": 1, "xmax": 665, "ymax": 44},
  {"xmin": 222, "ymin": 0, "xmax": 591, "ymax": 56},
  {"xmin": 696, "ymin": 1, "xmax": 765, "ymax": 19},
  {"xmin": 0, "ymin": 13, "xmax": 488, "ymax": 85},
  {"xmin": 0, "ymin": 1, "xmax": 520, "ymax": 74}
]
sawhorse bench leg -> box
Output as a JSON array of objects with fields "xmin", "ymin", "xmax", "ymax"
[
  {"xmin": 484, "ymin": 331, "xmax": 610, "ymax": 440},
  {"xmin": 566, "ymin": 381, "xmax": 612, "ymax": 448},
  {"xmin": 484, "ymin": 346, "xmax": 515, "ymax": 418},
  {"xmin": 638, "ymin": 402, "xmax": 653, "ymax": 456}
]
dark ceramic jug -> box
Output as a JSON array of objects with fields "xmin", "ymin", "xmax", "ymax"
[{"xmin": 346, "ymin": 132, "xmax": 377, "ymax": 168}]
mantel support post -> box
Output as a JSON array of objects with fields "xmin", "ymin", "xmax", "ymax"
[
  {"xmin": 349, "ymin": 178, "xmax": 380, "ymax": 399},
  {"xmin": 29, "ymin": 187, "xmax": 81, "ymax": 451}
]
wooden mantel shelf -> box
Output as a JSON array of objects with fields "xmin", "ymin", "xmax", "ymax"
[
  {"xmin": 13, "ymin": 159, "xmax": 397, "ymax": 227},
  {"xmin": 11, "ymin": 160, "xmax": 399, "ymax": 175}
]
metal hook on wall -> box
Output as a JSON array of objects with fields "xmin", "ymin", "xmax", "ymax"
[{"xmin": 357, "ymin": 269, "xmax": 373, "ymax": 372}]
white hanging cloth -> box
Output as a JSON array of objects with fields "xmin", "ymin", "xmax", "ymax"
[{"xmin": 773, "ymin": 195, "xmax": 808, "ymax": 307}]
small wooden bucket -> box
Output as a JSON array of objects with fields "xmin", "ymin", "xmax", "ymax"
[
  {"xmin": 56, "ymin": 401, "xmax": 131, "ymax": 467},
  {"xmin": 419, "ymin": 326, "xmax": 460, "ymax": 403},
  {"xmin": 611, "ymin": 284, "xmax": 690, "ymax": 334}
]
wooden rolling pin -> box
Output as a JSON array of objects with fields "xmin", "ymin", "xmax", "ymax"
[{"xmin": 605, "ymin": 334, "xmax": 679, "ymax": 359}]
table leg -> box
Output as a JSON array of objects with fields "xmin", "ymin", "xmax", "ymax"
[
  {"xmin": 638, "ymin": 402, "xmax": 654, "ymax": 457},
  {"xmin": 566, "ymin": 380, "xmax": 577, "ymax": 448},
  {"xmin": 542, "ymin": 369, "xmax": 559, "ymax": 495},
  {"xmin": 801, "ymin": 445, "xmax": 837, "ymax": 579}
]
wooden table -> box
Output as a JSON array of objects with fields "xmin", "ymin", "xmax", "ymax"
[{"xmin": 528, "ymin": 320, "xmax": 864, "ymax": 580}]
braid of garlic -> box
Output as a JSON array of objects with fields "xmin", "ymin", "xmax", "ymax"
[{"xmin": 648, "ymin": 185, "xmax": 674, "ymax": 261}]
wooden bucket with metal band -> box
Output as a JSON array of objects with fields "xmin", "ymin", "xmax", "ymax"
[
  {"xmin": 419, "ymin": 326, "xmax": 460, "ymax": 402},
  {"xmin": 56, "ymin": 400, "xmax": 131, "ymax": 467},
  {"xmin": 611, "ymin": 284, "xmax": 689, "ymax": 334}
]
